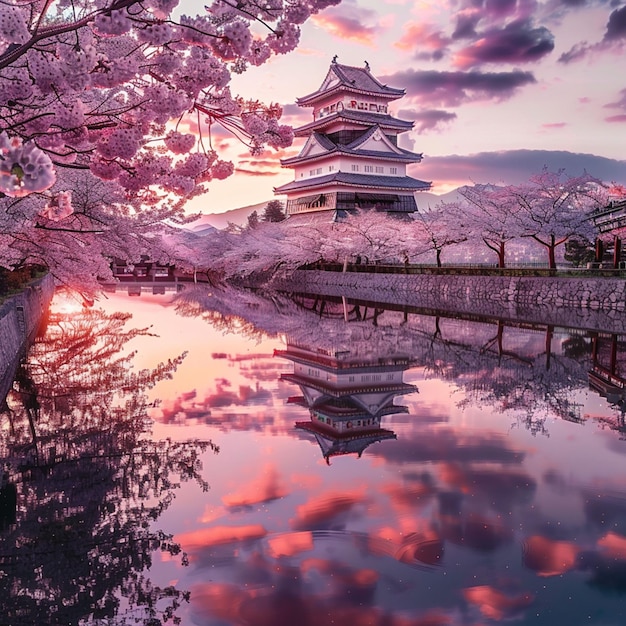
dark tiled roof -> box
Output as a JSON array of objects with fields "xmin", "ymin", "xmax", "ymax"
[
  {"xmin": 282, "ymin": 147, "xmax": 422, "ymax": 166},
  {"xmin": 333, "ymin": 63, "xmax": 404, "ymax": 96},
  {"xmin": 294, "ymin": 110, "xmax": 413, "ymax": 136},
  {"xmin": 275, "ymin": 172, "xmax": 432, "ymax": 193},
  {"xmin": 282, "ymin": 127, "xmax": 423, "ymax": 165},
  {"xmin": 343, "ymin": 125, "xmax": 419, "ymax": 157},
  {"xmin": 297, "ymin": 62, "xmax": 404, "ymax": 105},
  {"xmin": 311, "ymin": 132, "xmax": 336, "ymax": 151}
]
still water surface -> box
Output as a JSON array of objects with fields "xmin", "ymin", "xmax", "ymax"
[{"xmin": 2, "ymin": 286, "xmax": 626, "ymax": 625}]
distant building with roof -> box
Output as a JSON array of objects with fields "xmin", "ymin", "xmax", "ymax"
[{"xmin": 274, "ymin": 58, "xmax": 431, "ymax": 220}]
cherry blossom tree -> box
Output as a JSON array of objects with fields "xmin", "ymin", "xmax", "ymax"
[
  {"xmin": 0, "ymin": 0, "xmax": 341, "ymax": 294},
  {"xmin": 410, "ymin": 202, "xmax": 468, "ymax": 267},
  {"xmin": 453, "ymin": 184, "xmax": 523, "ymax": 268},
  {"xmin": 510, "ymin": 169, "xmax": 607, "ymax": 269}
]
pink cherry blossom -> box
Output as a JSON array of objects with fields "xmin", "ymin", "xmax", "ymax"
[
  {"xmin": 0, "ymin": 0, "xmax": 343, "ymax": 294},
  {"xmin": 40, "ymin": 191, "xmax": 74, "ymax": 221},
  {"xmin": 165, "ymin": 132, "xmax": 197, "ymax": 154},
  {"xmin": 0, "ymin": 132, "xmax": 56, "ymax": 197}
]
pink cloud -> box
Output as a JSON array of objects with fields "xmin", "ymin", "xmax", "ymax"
[
  {"xmin": 311, "ymin": 2, "xmax": 382, "ymax": 46},
  {"xmin": 267, "ymin": 531, "xmax": 314, "ymax": 558},
  {"xmin": 222, "ymin": 463, "xmax": 289, "ymax": 508},
  {"xmin": 597, "ymin": 531, "xmax": 626, "ymax": 559},
  {"xmin": 463, "ymin": 585, "xmax": 534, "ymax": 621},
  {"xmin": 606, "ymin": 114, "xmax": 626, "ymax": 123},
  {"xmin": 176, "ymin": 524, "xmax": 267, "ymax": 551},
  {"xmin": 395, "ymin": 22, "xmax": 450, "ymax": 60},
  {"xmin": 291, "ymin": 488, "xmax": 368, "ymax": 530},
  {"xmin": 522, "ymin": 535, "xmax": 580, "ymax": 576},
  {"xmin": 541, "ymin": 122, "xmax": 567, "ymax": 129}
]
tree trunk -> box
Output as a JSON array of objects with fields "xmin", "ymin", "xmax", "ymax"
[
  {"xmin": 545, "ymin": 326, "xmax": 553, "ymax": 371},
  {"xmin": 498, "ymin": 242, "xmax": 505, "ymax": 268},
  {"xmin": 548, "ymin": 234, "xmax": 556, "ymax": 270},
  {"xmin": 436, "ymin": 249, "xmax": 442, "ymax": 267}
]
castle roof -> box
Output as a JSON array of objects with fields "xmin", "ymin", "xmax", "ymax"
[
  {"xmin": 297, "ymin": 61, "xmax": 405, "ymax": 106},
  {"xmin": 281, "ymin": 127, "xmax": 424, "ymax": 167},
  {"xmin": 294, "ymin": 110, "xmax": 414, "ymax": 136},
  {"xmin": 274, "ymin": 171, "xmax": 432, "ymax": 194},
  {"xmin": 295, "ymin": 421, "xmax": 397, "ymax": 462}
]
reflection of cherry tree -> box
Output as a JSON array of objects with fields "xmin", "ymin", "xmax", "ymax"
[
  {"xmin": 175, "ymin": 285, "xmax": 594, "ymax": 436},
  {"xmin": 420, "ymin": 318, "xmax": 589, "ymax": 435},
  {"xmin": 1, "ymin": 304, "xmax": 216, "ymax": 625}
]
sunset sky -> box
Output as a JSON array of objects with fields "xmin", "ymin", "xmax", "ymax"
[{"xmin": 183, "ymin": 0, "xmax": 626, "ymax": 213}]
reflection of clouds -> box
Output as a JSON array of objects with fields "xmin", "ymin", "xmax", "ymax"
[
  {"xmin": 176, "ymin": 524, "xmax": 267, "ymax": 552},
  {"xmin": 370, "ymin": 427, "xmax": 525, "ymax": 465},
  {"xmin": 522, "ymin": 536, "xmax": 579, "ymax": 577},
  {"xmin": 438, "ymin": 462, "xmax": 536, "ymax": 511},
  {"xmin": 582, "ymin": 487, "xmax": 626, "ymax": 530},
  {"xmin": 463, "ymin": 585, "xmax": 534, "ymax": 621},
  {"xmin": 267, "ymin": 531, "xmax": 314, "ymax": 558},
  {"xmin": 154, "ymin": 379, "xmax": 276, "ymax": 425},
  {"xmin": 394, "ymin": 532, "xmax": 445, "ymax": 567},
  {"xmin": 598, "ymin": 531, "xmax": 626, "ymax": 560},
  {"xmin": 442, "ymin": 512, "xmax": 512, "ymax": 553},
  {"xmin": 291, "ymin": 488, "xmax": 368, "ymax": 531},
  {"xmin": 239, "ymin": 360, "xmax": 288, "ymax": 382},
  {"xmin": 222, "ymin": 463, "xmax": 289, "ymax": 509},
  {"xmin": 189, "ymin": 552, "xmax": 454, "ymax": 626}
]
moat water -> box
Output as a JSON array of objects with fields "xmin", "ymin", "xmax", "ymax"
[{"xmin": 2, "ymin": 285, "xmax": 626, "ymax": 625}]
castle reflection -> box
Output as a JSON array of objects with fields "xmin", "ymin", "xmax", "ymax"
[{"xmin": 276, "ymin": 336, "xmax": 415, "ymax": 462}]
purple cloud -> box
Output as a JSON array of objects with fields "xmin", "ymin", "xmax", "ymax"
[
  {"xmin": 452, "ymin": 13, "xmax": 481, "ymax": 40},
  {"xmin": 485, "ymin": 0, "xmax": 519, "ymax": 17},
  {"xmin": 454, "ymin": 19, "xmax": 555, "ymax": 68},
  {"xmin": 559, "ymin": 3, "xmax": 626, "ymax": 62},
  {"xmin": 382, "ymin": 68, "xmax": 536, "ymax": 107},
  {"xmin": 411, "ymin": 149, "xmax": 626, "ymax": 190},
  {"xmin": 558, "ymin": 41, "xmax": 591, "ymax": 63},
  {"xmin": 605, "ymin": 5, "xmax": 626, "ymax": 40},
  {"xmin": 398, "ymin": 108, "xmax": 458, "ymax": 133},
  {"xmin": 604, "ymin": 86, "xmax": 626, "ymax": 110}
]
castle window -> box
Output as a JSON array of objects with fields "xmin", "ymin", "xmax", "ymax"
[
  {"xmin": 351, "ymin": 164, "xmax": 360, "ymax": 172},
  {"xmin": 389, "ymin": 167, "xmax": 397, "ymax": 175},
  {"xmin": 364, "ymin": 165, "xmax": 373, "ymax": 173},
  {"xmin": 375, "ymin": 166, "xmax": 384, "ymax": 173}
]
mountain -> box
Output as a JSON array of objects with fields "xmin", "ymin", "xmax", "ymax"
[
  {"xmin": 185, "ymin": 191, "xmax": 461, "ymax": 231},
  {"xmin": 188, "ymin": 201, "xmax": 270, "ymax": 230}
]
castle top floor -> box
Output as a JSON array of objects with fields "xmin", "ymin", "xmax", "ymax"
[{"xmin": 296, "ymin": 59, "xmax": 405, "ymax": 110}]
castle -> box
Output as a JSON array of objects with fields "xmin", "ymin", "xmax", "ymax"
[{"xmin": 274, "ymin": 58, "xmax": 431, "ymax": 220}]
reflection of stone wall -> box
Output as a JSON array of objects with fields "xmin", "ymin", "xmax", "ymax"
[
  {"xmin": 0, "ymin": 275, "xmax": 55, "ymax": 402},
  {"xmin": 276, "ymin": 271, "xmax": 626, "ymax": 334}
]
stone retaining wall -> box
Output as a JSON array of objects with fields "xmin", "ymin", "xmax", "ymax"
[
  {"xmin": 0, "ymin": 275, "xmax": 55, "ymax": 403},
  {"xmin": 274, "ymin": 270, "xmax": 626, "ymax": 334}
]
